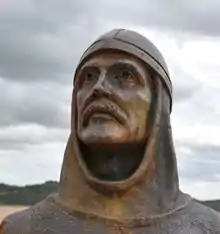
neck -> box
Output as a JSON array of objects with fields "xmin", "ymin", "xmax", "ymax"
[
  {"xmin": 57, "ymin": 134, "xmax": 190, "ymax": 223},
  {"xmin": 79, "ymin": 142, "xmax": 145, "ymax": 181}
]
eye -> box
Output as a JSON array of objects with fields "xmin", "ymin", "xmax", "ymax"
[
  {"xmin": 78, "ymin": 68, "xmax": 100, "ymax": 88},
  {"xmin": 84, "ymin": 70, "xmax": 99, "ymax": 83},
  {"xmin": 121, "ymin": 70, "xmax": 134, "ymax": 81},
  {"xmin": 117, "ymin": 69, "xmax": 138, "ymax": 88},
  {"xmin": 113, "ymin": 75, "xmax": 119, "ymax": 80}
]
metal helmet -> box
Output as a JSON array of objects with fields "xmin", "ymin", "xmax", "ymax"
[{"xmin": 76, "ymin": 29, "xmax": 172, "ymax": 111}]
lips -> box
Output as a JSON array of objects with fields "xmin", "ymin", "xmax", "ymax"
[{"xmin": 82, "ymin": 100, "xmax": 126, "ymax": 126}]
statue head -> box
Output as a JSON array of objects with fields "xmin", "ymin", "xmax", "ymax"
[{"xmin": 60, "ymin": 28, "xmax": 177, "ymax": 195}]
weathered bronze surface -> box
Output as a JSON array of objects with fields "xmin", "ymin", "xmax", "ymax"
[{"xmin": 1, "ymin": 29, "xmax": 220, "ymax": 233}]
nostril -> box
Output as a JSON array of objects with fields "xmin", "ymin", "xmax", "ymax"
[
  {"xmin": 91, "ymin": 82, "xmax": 111, "ymax": 99},
  {"xmin": 93, "ymin": 84, "xmax": 105, "ymax": 96},
  {"xmin": 92, "ymin": 92, "xmax": 98, "ymax": 99}
]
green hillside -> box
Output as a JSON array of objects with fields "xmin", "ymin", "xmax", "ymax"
[{"xmin": 0, "ymin": 181, "xmax": 58, "ymax": 206}]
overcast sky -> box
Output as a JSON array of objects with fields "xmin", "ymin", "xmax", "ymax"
[{"xmin": 1, "ymin": 0, "xmax": 220, "ymax": 200}]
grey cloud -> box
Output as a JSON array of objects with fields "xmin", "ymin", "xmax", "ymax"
[
  {"xmin": 172, "ymin": 67, "xmax": 202, "ymax": 103},
  {"xmin": 101, "ymin": 0, "xmax": 220, "ymax": 36},
  {"xmin": 0, "ymin": 79, "xmax": 71, "ymax": 128},
  {"xmin": 177, "ymin": 143, "xmax": 220, "ymax": 183},
  {"xmin": 1, "ymin": 0, "xmax": 220, "ymax": 83},
  {"xmin": 173, "ymin": 85, "xmax": 220, "ymax": 128},
  {"xmin": 0, "ymin": 24, "xmax": 78, "ymax": 82},
  {"xmin": 0, "ymin": 0, "xmax": 100, "ymax": 82},
  {"xmin": 0, "ymin": 142, "xmax": 64, "ymax": 185},
  {"xmin": 0, "ymin": 127, "xmax": 68, "ymax": 150}
]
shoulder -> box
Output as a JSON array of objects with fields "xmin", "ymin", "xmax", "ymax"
[
  {"xmin": 0, "ymin": 195, "xmax": 62, "ymax": 234},
  {"xmin": 0, "ymin": 208, "xmax": 31, "ymax": 234},
  {"xmin": 188, "ymin": 200, "xmax": 220, "ymax": 233}
]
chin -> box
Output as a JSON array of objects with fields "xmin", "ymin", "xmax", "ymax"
[{"xmin": 77, "ymin": 123, "xmax": 128, "ymax": 145}]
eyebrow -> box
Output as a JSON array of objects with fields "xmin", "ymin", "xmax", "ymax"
[
  {"xmin": 108, "ymin": 62, "xmax": 138, "ymax": 71},
  {"xmin": 81, "ymin": 60, "xmax": 138, "ymax": 70},
  {"xmin": 80, "ymin": 61, "xmax": 100, "ymax": 70},
  {"xmin": 80, "ymin": 65, "xmax": 99, "ymax": 71}
]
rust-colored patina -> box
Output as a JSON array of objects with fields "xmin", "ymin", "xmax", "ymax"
[{"xmin": 1, "ymin": 29, "xmax": 220, "ymax": 233}]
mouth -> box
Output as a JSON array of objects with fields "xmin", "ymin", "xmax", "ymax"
[{"xmin": 82, "ymin": 101, "xmax": 126, "ymax": 127}]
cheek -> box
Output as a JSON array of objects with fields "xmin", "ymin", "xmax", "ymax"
[
  {"xmin": 130, "ymin": 102, "xmax": 150, "ymax": 141},
  {"xmin": 118, "ymin": 89, "xmax": 151, "ymax": 116},
  {"xmin": 130, "ymin": 99, "xmax": 150, "ymax": 128},
  {"xmin": 121, "ymin": 91, "xmax": 151, "ymax": 136},
  {"xmin": 76, "ymin": 91, "xmax": 86, "ymax": 116}
]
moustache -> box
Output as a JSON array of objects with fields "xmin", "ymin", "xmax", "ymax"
[{"xmin": 82, "ymin": 99, "xmax": 127, "ymax": 126}]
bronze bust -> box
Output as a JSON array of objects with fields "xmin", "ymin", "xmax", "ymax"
[{"xmin": 1, "ymin": 29, "xmax": 220, "ymax": 233}]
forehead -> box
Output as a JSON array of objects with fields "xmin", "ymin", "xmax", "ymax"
[{"xmin": 79, "ymin": 50, "xmax": 146, "ymax": 69}]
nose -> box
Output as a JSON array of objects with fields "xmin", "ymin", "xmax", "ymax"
[{"xmin": 92, "ymin": 71, "xmax": 111, "ymax": 98}]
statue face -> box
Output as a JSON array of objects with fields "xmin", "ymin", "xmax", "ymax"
[{"xmin": 75, "ymin": 51, "xmax": 152, "ymax": 146}]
